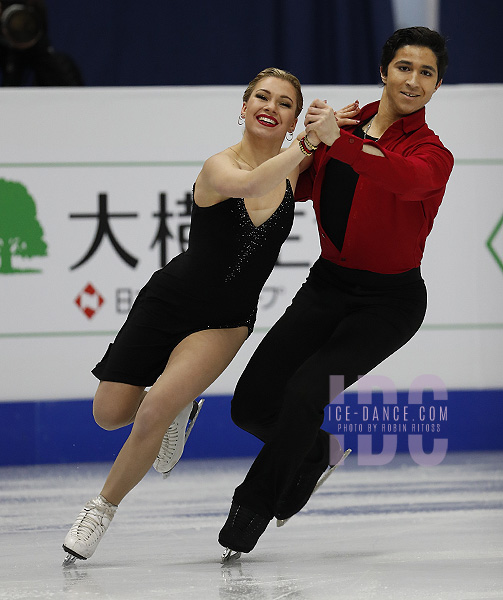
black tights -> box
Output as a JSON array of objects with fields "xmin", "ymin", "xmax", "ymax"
[{"xmin": 231, "ymin": 258, "xmax": 427, "ymax": 518}]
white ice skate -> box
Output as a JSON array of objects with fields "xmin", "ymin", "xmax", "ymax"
[
  {"xmin": 62, "ymin": 495, "xmax": 117, "ymax": 566},
  {"xmin": 153, "ymin": 399, "xmax": 204, "ymax": 479},
  {"xmin": 276, "ymin": 448, "xmax": 352, "ymax": 527}
]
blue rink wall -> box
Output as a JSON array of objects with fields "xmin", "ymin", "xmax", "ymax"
[{"xmin": 0, "ymin": 389, "xmax": 502, "ymax": 466}]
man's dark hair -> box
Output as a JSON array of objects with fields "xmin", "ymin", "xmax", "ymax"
[{"xmin": 380, "ymin": 26, "xmax": 448, "ymax": 84}]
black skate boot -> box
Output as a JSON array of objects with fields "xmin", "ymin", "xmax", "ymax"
[
  {"xmin": 274, "ymin": 463, "xmax": 327, "ymax": 523},
  {"xmin": 219, "ymin": 502, "xmax": 271, "ymax": 563},
  {"xmin": 275, "ymin": 435, "xmax": 350, "ymax": 526}
]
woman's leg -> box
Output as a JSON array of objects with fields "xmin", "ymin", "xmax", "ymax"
[
  {"xmin": 93, "ymin": 382, "xmax": 146, "ymax": 430},
  {"xmin": 99, "ymin": 326, "xmax": 248, "ymax": 506},
  {"xmin": 63, "ymin": 326, "xmax": 248, "ymax": 563}
]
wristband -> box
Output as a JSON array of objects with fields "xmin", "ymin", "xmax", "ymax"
[
  {"xmin": 304, "ymin": 134, "xmax": 318, "ymax": 152},
  {"xmin": 298, "ymin": 137, "xmax": 313, "ymax": 156}
]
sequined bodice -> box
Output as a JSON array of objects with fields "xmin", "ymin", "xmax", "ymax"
[
  {"xmin": 223, "ymin": 190, "xmax": 293, "ymax": 282},
  {"xmin": 153, "ymin": 180, "xmax": 295, "ymax": 320}
]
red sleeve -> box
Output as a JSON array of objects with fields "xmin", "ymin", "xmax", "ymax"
[
  {"xmin": 294, "ymin": 167, "xmax": 314, "ymax": 202},
  {"xmin": 325, "ymin": 130, "xmax": 454, "ymax": 199}
]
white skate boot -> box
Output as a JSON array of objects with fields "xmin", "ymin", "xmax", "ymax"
[
  {"xmin": 153, "ymin": 399, "xmax": 204, "ymax": 478},
  {"xmin": 62, "ymin": 495, "xmax": 117, "ymax": 566}
]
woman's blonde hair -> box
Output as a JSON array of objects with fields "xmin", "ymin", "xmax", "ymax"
[{"xmin": 242, "ymin": 67, "xmax": 303, "ymax": 118}]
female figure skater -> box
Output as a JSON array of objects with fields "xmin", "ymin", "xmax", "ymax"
[
  {"xmin": 219, "ymin": 27, "xmax": 454, "ymax": 559},
  {"xmin": 61, "ymin": 67, "xmax": 316, "ymax": 564}
]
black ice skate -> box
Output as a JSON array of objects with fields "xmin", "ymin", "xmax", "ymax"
[
  {"xmin": 276, "ymin": 448, "xmax": 352, "ymax": 527},
  {"xmin": 219, "ymin": 502, "xmax": 271, "ymax": 563}
]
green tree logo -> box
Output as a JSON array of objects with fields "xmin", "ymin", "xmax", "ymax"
[{"xmin": 0, "ymin": 179, "xmax": 48, "ymax": 273}]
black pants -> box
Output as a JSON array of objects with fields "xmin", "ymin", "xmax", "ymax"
[{"xmin": 231, "ymin": 258, "xmax": 427, "ymax": 518}]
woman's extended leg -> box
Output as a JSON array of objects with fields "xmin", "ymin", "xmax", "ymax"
[{"xmin": 63, "ymin": 326, "xmax": 247, "ymax": 562}]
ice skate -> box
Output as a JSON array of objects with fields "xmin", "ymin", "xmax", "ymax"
[
  {"xmin": 276, "ymin": 448, "xmax": 351, "ymax": 527},
  {"xmin": 62, "ymin": 495, "xmax": 117, "ymax": 565},
  {"xmin": 219, "ymin": 502, "xmax": 271, "ymax": 563},
  {"xmin": 154, "ymin": 398, "xmax": 204, "ymax": 478},
  {"xmin": 220, "ymin": 548, "xmax": 242, "ymax": 564}
]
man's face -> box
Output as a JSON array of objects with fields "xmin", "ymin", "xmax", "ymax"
[{"xmin": 381, "ymin": 45, "xmax": 442, "ymax": 117}]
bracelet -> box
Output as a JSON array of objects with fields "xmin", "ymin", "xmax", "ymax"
[
  {"xmin": 298, "ymin": 136, "xmax": 313, "ymax": 156},
  {"xmin": 304, "ymin": 134, "xmax": 318, "ymax": 152}
]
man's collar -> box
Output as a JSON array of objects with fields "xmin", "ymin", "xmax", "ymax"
[{"xmin": 358, "ymin": 100, "xmax": 426, "ymax": 133}]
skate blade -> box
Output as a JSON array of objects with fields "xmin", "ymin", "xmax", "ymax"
[
  {"xmin": 313, "ymin": 448, "xmax": 352, "ymax": 493},
  {"xmin": 276, "ymin": 448, "xmax": 352, "ymax": 528},
  {"xmin": 62, "ymin": 553, "xmax": 78, "ymax": 567},
  {"xmin": 221, "ymin": 548, "xmax": 242, "ymax": 564},
  {"xmin": 184, "ymin": 398, "xmax": 205, "ymax": 441}
]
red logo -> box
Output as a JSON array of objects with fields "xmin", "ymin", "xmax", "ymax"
[{"xmin": 75, "ymin": 283, "xmax": 105, "ymax": 319}]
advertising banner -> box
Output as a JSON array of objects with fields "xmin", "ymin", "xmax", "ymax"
[{"xmin": 1, "ymin": 85, "xmax": 502, "ymax": 402}]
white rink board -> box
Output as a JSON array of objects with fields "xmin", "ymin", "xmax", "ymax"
[{"xmin": 0, "ymin": 85, "xmax": 502, "ymax": 401}]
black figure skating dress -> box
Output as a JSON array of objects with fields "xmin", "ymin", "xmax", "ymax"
[{"xmin": 92, "ymin": 180, "xmax": 295, "ymax": 386}]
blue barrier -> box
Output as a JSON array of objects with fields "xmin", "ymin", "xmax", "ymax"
[{"xmin": 0, "ymin": 390, "xmax": 501, "ymax": 466}]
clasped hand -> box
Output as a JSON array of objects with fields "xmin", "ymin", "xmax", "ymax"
[{"xmin": 305, "ymin": 99, "xmax": 360, "ymax": 146}]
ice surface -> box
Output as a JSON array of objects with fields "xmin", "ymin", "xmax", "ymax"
[{"xmin": 0, "ymin": 452, "xmax": 502, "ymax": 599}]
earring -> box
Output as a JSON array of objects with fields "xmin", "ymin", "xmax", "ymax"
[
  {"xmin": 238, "ymin": 114, "xmax": 245, "ymax": 125},
  {"xmin": 286, "ymin": 131, "xmax": 293, "ymax": 141}
]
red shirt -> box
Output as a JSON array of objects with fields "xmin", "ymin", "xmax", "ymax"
[{"xmin": 295, "ymin": 101, "xmax": 454, "ymax": 274}]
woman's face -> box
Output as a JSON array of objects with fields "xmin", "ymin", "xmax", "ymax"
[
  {"xmin": 241, "ymin": 77, "xmax": 298, "ymax": 139},
  {"xmin": 381, "ymin": 45, "xmax": 442, "ymax": 117}
]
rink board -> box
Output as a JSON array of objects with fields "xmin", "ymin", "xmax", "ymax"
[{"xmin": 0, "ymin": 389, "xmax": 501, "ymax": 466}]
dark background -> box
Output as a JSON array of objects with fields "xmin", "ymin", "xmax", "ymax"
[{"xmin": 7, "ymin": 0, "xmax": 502, "ymax": 87}]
